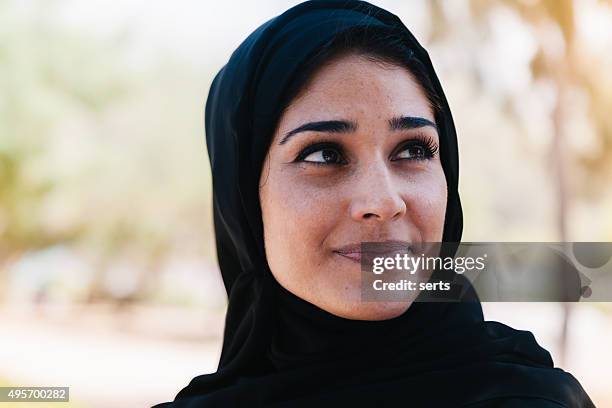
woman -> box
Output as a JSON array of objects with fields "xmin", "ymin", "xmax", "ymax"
[{"xmin": 154, "ymin": 1, "xmax": 594, "ymax": 406}]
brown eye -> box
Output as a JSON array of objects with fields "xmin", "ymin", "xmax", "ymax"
[
  {"xmin": 295, "ymin": 142, "xmax": 347, "ymax": 165},
  {"xmin": 303, "ymin": 149, "xmax": 341, "ymax": 164},
  {"xmin": 396, "ymin": 144, "xmax": 426, "ymax": 160},
  {"xmin": 393, "ymin": 135, "xmax": 438, "ymax": 161}
]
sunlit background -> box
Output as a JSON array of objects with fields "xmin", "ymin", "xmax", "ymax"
[{"xmin": 1, "ymin": 0, "xmax": 611, "ymax": 407}]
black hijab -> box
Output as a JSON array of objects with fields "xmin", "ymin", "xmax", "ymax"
[{"xmin": 153, "ymin": 1, "xmax": 594, "ymax": 406}]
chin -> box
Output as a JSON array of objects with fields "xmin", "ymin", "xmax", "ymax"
[
  {"xmin": 331, "ymin": 299, "xmax": 414, "ymax": 321},
  {"xmin": 311, "ymin": 278, "xmax": 414, "ymax": 321}
]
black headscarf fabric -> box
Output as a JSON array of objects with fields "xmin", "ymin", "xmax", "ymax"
[{"xmin": 153, "ymin": 1, "xmax": 594, "ymax": 407}]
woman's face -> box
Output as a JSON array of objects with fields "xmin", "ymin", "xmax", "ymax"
[{"xmin": 259, "ymin": 53, "xmax": 447, "ymax": 320}]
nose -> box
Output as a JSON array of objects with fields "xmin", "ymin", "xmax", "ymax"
[{"xmin": 349, "ymin": 162, "xmax": 407, "ymax": 223}]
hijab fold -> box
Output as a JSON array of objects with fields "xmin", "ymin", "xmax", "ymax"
[{"xmin": 153, "ymin": 1, "xmax": 594, "ymax": 406}]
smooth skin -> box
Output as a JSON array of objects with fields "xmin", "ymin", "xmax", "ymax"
[{"xmin": 259, "ymin": 53, "xmax": 447, "ymax": 320}]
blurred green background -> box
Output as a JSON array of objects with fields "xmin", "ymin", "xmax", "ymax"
[{"xmin": 0, "ymin": 0, "xmax": 611, "ymax": 407}]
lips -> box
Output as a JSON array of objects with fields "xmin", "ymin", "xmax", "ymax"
[
  {"xmin": 333, "ymin": 240, "xmax": 411, "ymax": 263},
  {"xmin": 335, "ymin": 251, "xmax": 364, "ymax": 263}
]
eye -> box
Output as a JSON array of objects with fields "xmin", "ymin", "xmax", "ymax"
[
  {"xmin": 294, "ymin": 142, "xmax": 346, "ymax": 165},
  {"xmin": 303, "ymin": 149, "xmax": 341, "ymax": 164},
  {"xmin": 393, "ymin": 135, "xmax": 438, "ymax": 161},
  {"xmin": 396, "ymin": 144, "xmax": 427, "ymax": 160}
]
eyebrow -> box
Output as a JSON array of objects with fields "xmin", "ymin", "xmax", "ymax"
[
  {"xmin": 279, "ymin": 120, "xmax": 357, "ymax": 145},
  {"xmin": 389, "ymin": 116, "xmax": 437, "ymax": 132},
  {"xmin": 279, "ymin": 116, "xmax": 437, "ymax": 145}
]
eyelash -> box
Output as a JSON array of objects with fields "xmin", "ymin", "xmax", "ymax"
[{"xmin": 293, "ymin": 134, "xmax": 439, "ymax": 166}]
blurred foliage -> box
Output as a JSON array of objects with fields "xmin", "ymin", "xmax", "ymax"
[
  {"xmin": 0, "ymin": 0, "xmax": 129, "ymax": 260},
  {"xmin": 0, "ymin": 0, "xmax": 215, "ymax": 304},
  {"xmin": 434, "ymin": 0, "xmax": 612, "ymax": 191}
]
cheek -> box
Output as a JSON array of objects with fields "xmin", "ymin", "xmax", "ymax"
[
  {"xmin": 260, "ymin": 169, "xmax": 337, "ymax": 287},
  {"xmin": 405, "ymin": 168, "xmax": 448, "ymax": 242}
]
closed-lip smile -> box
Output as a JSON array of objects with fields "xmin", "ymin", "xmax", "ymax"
[{"xmin": 333, "ymin": 240, "xmax": 411, "ymax": 263}]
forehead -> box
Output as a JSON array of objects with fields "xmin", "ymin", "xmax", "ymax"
[{"xmin": 279, "ymin": 53, "xmax": 434, "ymax": 128}]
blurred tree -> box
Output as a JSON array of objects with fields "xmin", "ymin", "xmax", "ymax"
[
  {"xmin": 0, "ymin": 0, "xmax": 129, "ymax": 295},
  {"xmin": 0, "ymin": 0, "xmax": 215, "ymax": 306}
]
